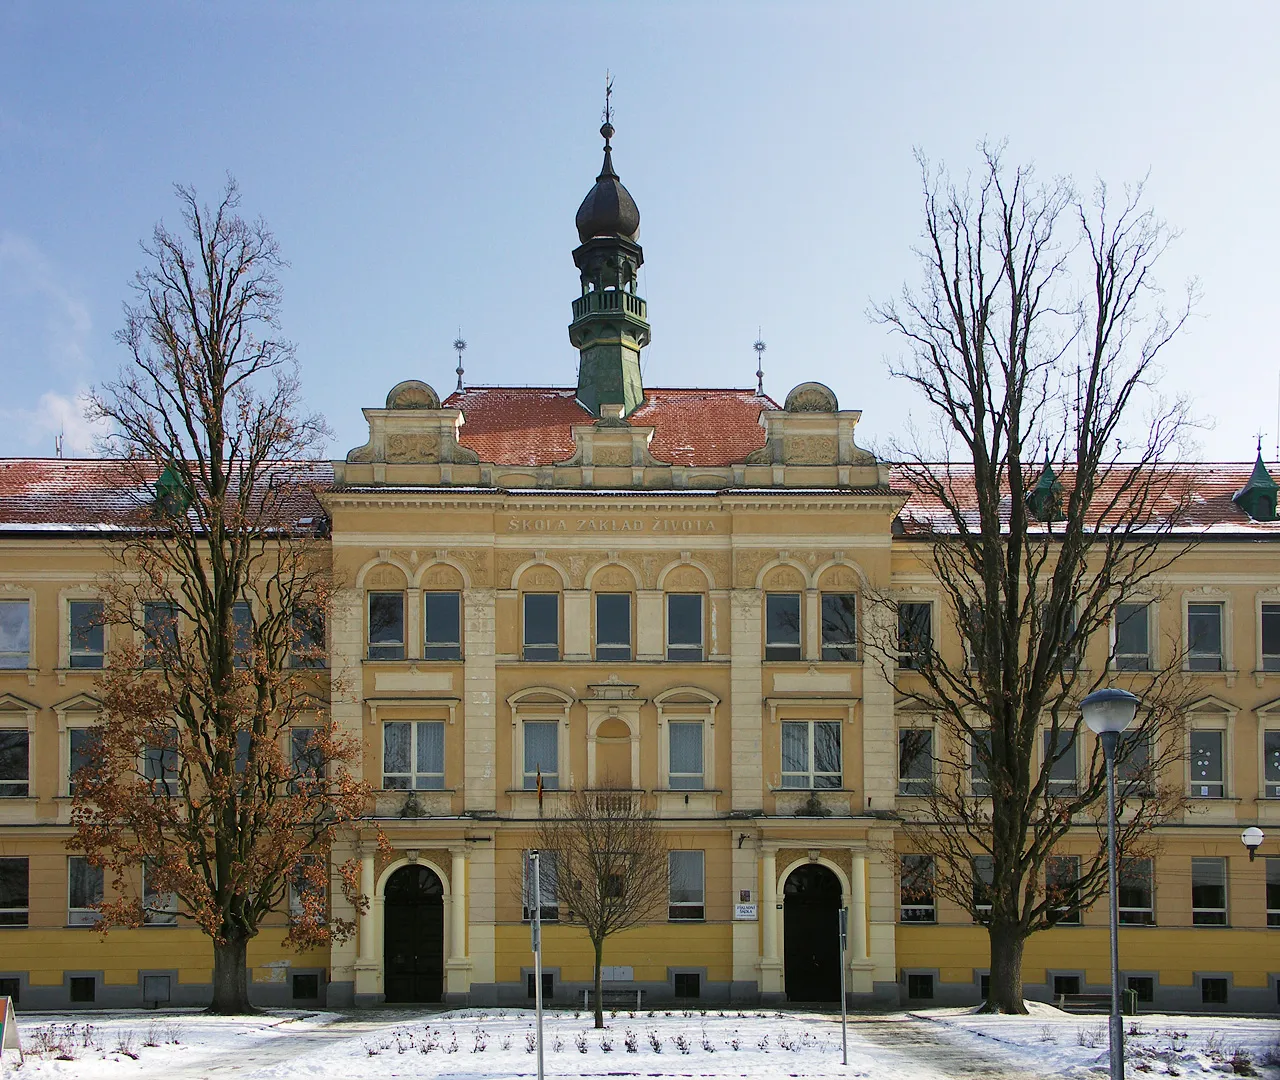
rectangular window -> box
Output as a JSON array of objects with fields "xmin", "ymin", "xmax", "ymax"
[
  {"xmin": 1201, "ymin": 977, "xmax": 1228, "ymax": 1004},
  {"xmin": 522, "ymin": 851, "xmax": 558, "ymax": 922},
  {"xmin": 0, "ymin": 730, "xmax": 29, "ymax": 798},
  {"xmin": 820, "ymin": 593, "xmax": 858, "ymax": 661},
  {"xmin": 291, "ymin": 727, "xmax": 324, "ymax": 794},
  {"xmin": 1116, "ymin": 731, "xmax": 1152, "ymax": 796},
  {"xmin": 0, "ymin": 978, "xmax": 18, "ymax": 1004},
  {"xmin": 68, "ymin": 727, "xmax": 95, "ymax": 797},
  {"xmin": 145, "ymin": 728, "xmax": 180, "ymax": 797},
  {"xmin": 667, "ymin": 721, "xmax": 704, "ymax": 790},
  {"xmin": 666, "ymin": 594, "xmax": 704, "ymax": 661},
  {"xmin": 1118, "ymin": 858, "xmax": 1155, "ymax": 925},
  {"xmin": 527, "ymin": 972, "xmax": 554, "ymax": 1000},
  {"xmin": 668, "ymin": 850, "xmax": 705, "ymax": 921},
  {"xmin": 1191, "ymin": 857, "xmax": 1227, "ymax": 926},
  {"xmin": 143, "ymin": 601, "xmax": 178, "ymax": 665},
  {"xmin": 1190, "ymin": 729, "xmax": 1225, "ymax": 798},
  {"xmin": 0, "ymin": 857, "xmax": 29, "ymax": 926},
  {"xmin": 1262, "ymin": 603, "xmax": 1280, "ymax": 671},
  {"xmin": 781, "ymin": 720, "xmax": 842, "ymax": 789},
  {"xmin": 1264, "ymin": 730, "xmax": 1280, "ymax": 798},
  {"xmin": 595, "ymin": 593, "xmax": 631, "ymax": 661},
  {"xmin": 898, "ymin": 728, "xmax": 933, "ymax": 796},
  {"xmin": 1046, "ymin": 855, "xmax": 1081, "ymax": 925},
  {"xmin": 143, "ymin": 860, "xmax": 178, "ymax": 926},
  {"xmin": 67, "ymin": 856, "xmax": 103, "ymax": 926},
  {"xmin": 764, "ymin": 593, "xmax": 802, "ymax": 661},
  {"xmin": 69, "ymin": 976, "xmax": 95, "ymax": 1003},
  {"xmin": 523, "ymin": 593, "xmax": 559, "ymax": 661},
  {"xmin": 906, "ymin": 973, "xmax": 934, "ymax": 1000},
  {"xmin": 897, "ymin": 602, "xmax": 932, "ymax": 669},
  {"xmin": 1127, "ymin": 976, "xmax": 1154, "ymax": 1003},
  {"xmin": 673, "ymin": 972, "xmax": 701, "ymax": 999},
  {"xmin": 522, "ymin": 720, "xmax": 558, "ymax": 790},
  {"xmin": 382, "ymin": 720, "xmax": 445, "ymax": 790},
  {"xmin": 290, "ymin": 606, "xmax": 326, "ymax": 668},
  {"xmin": 1114, "ymin": 602, "xmax": 1150, "ymax": 670},
  {"xmin": 1043, "ymin": 729, "xmax": 1078, "ymax": 797},
  {"xmin": 423, "ymin": 592, "xmax": 461, "ymax": 660},
  {"xmin": 69, "ymin": 600, "xmax": 105, "ymax": 669},
  {"xmin": 0, "ymin": 600, "xmax": 30, "ymax": 669},
  {"xmin": 1265, "ymin": 857, "xmax": 1280, "ymax": 928},
  {"xmin": 971, "ymin": 729, "xmax": 992, "ymax": 797},
  {"xmin": 1053, "ymin": 974, "xmax": 1081, "ymax": 998},
  {"xmin": 231, "ymin": 601, "xmax": 252, "ymax": 668},
  {"xmin": 367, "ymin": 592, "xmax": 405, "ymax": 660},
  {"xmin": 1187, "ymin": 603, "xmax": 1224, "ymax": 671},
  {"xmin": 900, "ymin": 854, "xmax": 936, "ymax": 923},
  {"xmin": 292, "ymin": 973, "xmax": 320, "ymax": 1001},
  {"xmin": 289, "ymin": 855, "xmax": 325, "ymax": 923},
  {"xmin": 972, "ymin": 856, "xmax": 993, "ymax": 921}
]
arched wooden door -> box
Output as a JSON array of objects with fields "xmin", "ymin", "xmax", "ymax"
[
  {"xmin": 383, "ymin": 864, "xmax": 444, "ymax": 1003},
  {"xmin": 783, "ymin": 863, "xmax": 842, "ymax": 1002}
]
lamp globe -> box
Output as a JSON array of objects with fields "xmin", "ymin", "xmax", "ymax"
[{"xmin": 1081, "ymin": 687, "xmax": 1140, "ymax": 735}]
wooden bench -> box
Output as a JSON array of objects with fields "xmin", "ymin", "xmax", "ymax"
[
  {"xmin": 582, "ymin": 988, "xmax": 645, "ymax": 1011},
  {"xmin": 1056, "ymin": 992, "xmax": 1114, "ymax": 1013}
]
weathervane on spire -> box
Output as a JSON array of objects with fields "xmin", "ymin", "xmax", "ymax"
[
  {"xmin": 753, "ymin": 331, "xmax": 767, "ymax": 395},
  {"xmin": 453, "ymin": 331, "xmax": 467, "ymax": 393},
  {"xmin": 602, "ymin": 71, "xmax": 614, "ymax": 129}
]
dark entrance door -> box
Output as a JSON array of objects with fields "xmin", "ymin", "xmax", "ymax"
[
  {"xmin": 384, "ymin": 864, "xmax": 445, "ymax": 1003},
  {"xmin": 783, "ymin": 863, "xmax": 842, "ymax": 1002}
]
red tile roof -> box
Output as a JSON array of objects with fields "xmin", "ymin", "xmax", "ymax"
[{"xmin": 442, "ymin": 386, "xmax": 775, "ymax": 467}]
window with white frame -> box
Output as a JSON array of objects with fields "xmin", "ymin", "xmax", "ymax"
[
  {"xmin": 67, "ymin": 856, "xmax": 103, "ymax": 926},
  {"xmin": 522, "ymin": 850, "xmax": 559, "ymax": 921},
  {"xmin": 231, "ymin": 601, "xmax": 252, "ymax": 668},
  {"xmin": 667, "ymin": 721, "xmax": 704, "ymax": 790},
  {"xmin": 143, "ymin": 860, "xmax": 178, "ymax": 925},
  {"xmin": 900, "ymin": 854, "xmax": 935, "ymax": 923},
  {"xmin": 522, "ymin": 720, "xmax": 558, "ymax": 790},
  {"xmin": 288, "ymin": 855, "xmax": 325, "ymax": 923},
  {"xmin": 595, "ymin": 593, "xmax": 631, "ymax": 661},
  {"xmin": 1114, "ymin": 602, "xmax": 1151, "ymax": 670},
  {"xmin": 1191, "ymin": 857, "xmax": 1228, "ymax": 925},
  {"xmin": 1190, "ymin": 728, "xmax": 1225, "ymax": 798},
  {"xmin": 764, "ymin": 593, "xmax": 802, "ymax": 661},
  {"xmin": 143, "ymin": 601, "xmax": 178, "ymax": 665},
  {"xmin": 145, "ymin": 728, "xmax": 180, "ymax": 796},
  {"xmin": 68, "ymin": 725, "xmax": 97, "ymax": 797},
  {"xmin": 1046, "ymin": 855, "xmax": 1081, "ymax": 925},
  {"xmin": 0, "ymin": 728, "xmax": 29, "ymax": 797},
  {"xmin": 1262, "ymin": 602, "xmax": 1280, "ymax": 671},
  {"xmin": 1265, "ymin": 728, "xmax": 1280, "ymax": 798},
  {"xmin": 290, "ymin": 726, "xmax": 324, "ymax": 793},
  {"xmin": 898, "ymin": 728, "xmax": 933, "ymax": 795},
  {"xmin": 523, "ymin": 594, "xmax": 560, "ymax": 661},
  {"xmin": 0, "ymin": 600, "xmax": 31, "ymax": 669},
  {"xmin": 0, "ymin": 857, "xmax": 29, "ymax": 926},
  {"xmin": 69, "ymin": 600, "xmax": 105, "ymax": 669},
  {"xmin": 666, "ymin": 594, "xmax": 704, "ymax": 661},
  {"xmin": 970, "ymin": 729, "xmax": 992, "ymax": 796},
  {"xmin": 367, "ymin": 591, "xmax": 405, "ymax": 660},
  {"xmin": 1266, "ymin": 857, "xmax": 1279, "ymax": 928},
  {"xmin": 668, "ymin": 850, "xmax": 705, "ymax": 920},
  {"xmin": 781, "ymin": 720, "xmax": 841, "ymax": 788},
  {"xmin": 897, "ymin": 602, "xmax": 932, "ymax": 669},
  {"xmin": 1187, "ymin": 602, "xmax": 1224, "ymax": 671},
  {"xmin": 821, "ymin": 593, "xmax": 858, "ymax": 660},
  {"xmin": 1116, "ymin": 730, "xmax": 1153, "ymax": 796},
  {"xmin": 1118, "ymin": 858, "xmax": 1155, "ymax": 925},
  {"xmin": 972, "ymin": 856, "xmax": 993, "ymax": 921},
  {"xmin": 423, "ymin": 592, "xmax": 461, "ymax": 660},
  {"xmin": 290, "ymin": 606, "xmax": 326, "ymax": 668},
  {"xmin": 1043, "ymin": 728, "xmax": 1078, "ymax": 797},
  {"xmin": 382, "ymin": 720, "xmax": 445, "ymax": 789}
]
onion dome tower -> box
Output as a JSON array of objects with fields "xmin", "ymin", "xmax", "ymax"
[
  {"xmin": 1233, "ymin": 442, "xmax": 1279, "ymax": 522},
  {"xmin": 569, "ymin": 103, "xmax": 651, "ymax": 418}
]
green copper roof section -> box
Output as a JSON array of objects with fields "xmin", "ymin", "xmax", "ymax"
[
  {"xmin": 1026, "ymin": 457, "xmax": 1064, "ymax": 522},
  {"xmin": 154, "ymin": 462, "xmax": 192, "ymax": 517},
  {"xmin": 1233, "ymin": 448, "xmax": 1278, "ymax": 522}
]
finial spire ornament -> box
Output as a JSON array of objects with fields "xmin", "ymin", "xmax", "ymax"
[
  {"xmin": 753, "ymin": 332, "xmax": 767, "ymax": 394},
  {"xmin": 453, "ymin": 331, "xmax": 467, "ymax": 392}
]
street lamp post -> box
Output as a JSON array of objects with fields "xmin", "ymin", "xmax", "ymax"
[{"xmin": 1081, "ymin": 687, "xmax": 1140, "ymax": 1080}]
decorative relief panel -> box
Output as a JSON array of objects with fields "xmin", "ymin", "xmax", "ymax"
[
  {"xmin": 521, "ymin": 569, "xmax": 562, "ymax": 590},
  {"xmin": 664, "ymin": 565, "xmax": 707, "ymax": 591},
  {"xmin": 593, "ymin": 565, "xmax": 635, "ymax": 590},
  {"xmin": 367, "ymin": 565, "xmax": 408, "ymax": 589},
  {"xmin": 386, "ymin": 433, "xmax": 441, "ymax": 463},
  {"xmin": 763, "ymin": 564, "xmax": 805, "ymax": 590},
  {"xmin": 820, "ymin": 564, "xmax": 859, "ymax": 590},
  {"xmin": 734, "ymin": 550, "xmax": 775, "ymax": 588},
  {"xmin": 593, "ymin": 445, "xmax": 632, "ymax": 467},
  {"xmin": 496, "ymin": 551, "xmax": 528, "ymax": 588},
  {"xmin": 451, "ymin": 548, "xmax": 492, "ymax": 586},
  {"xmin": 783, "ymin": 435, "xmax": 838, "ymax": 464},
  {"xmin": 699, "ymin": 551, "xmax": 731, "ymax": 589}
]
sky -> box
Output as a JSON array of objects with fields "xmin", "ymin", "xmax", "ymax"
[{"xmin": 1, "ymin": 1, "xmax": 1278, "ymax": 462}]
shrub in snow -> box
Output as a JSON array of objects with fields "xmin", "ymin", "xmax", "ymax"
[
  {"xmin": 525, "ymin": 1030, "xmax": 536, "ymax": 1053},
  {"xmin": 647, "ymin": 1029, "xmax": 663, "ymax": 1053},
  {"xmin": 501, "ymin": 1034, "xmax": 512, "ymax": 1050},
  {"xmin": 553, "ymin": 1035, "xmax": 564, "ymax": 1053},
  {"xmin": 700, "ymin": 1028, "xmax": 715, "ymax": 1052},
  {"xmin": 671, "ymin": 1031, "xmax": 691, "ymax": 1054},
  {"xmin": 623, "ymin": 1028, "xmax": 639, "ymax": 1052},
  {"xmin": 1230, "ymin": 1047, "xmax": 1257, "ymax": 1075},
  {"xmin": 445, "ymin": 1032, "xmax": 458, "ymax": 1053},
  {"xmin": 472, "ymin": 1029, "xmax": 488, "ymax": 1053},
  {"xmin": 600, "ymin": 1032, "xmax": 614, "ymax": 1052},
  {"xmin": 1261, "ymin": 1038, "xmax": 1280, "ymax": 1067},
  {"xmin": 730, "ymin": 1035, "xmax": 742, "ymax": 1051},
  {"xmin": 1077, "ymin": 1025, "xmax": 1104, "ymax": 1048},
  {"xmin": 113, "ymin": 1030, "xmax": 139, "ymax": 1059},
  {"xmin": 757, "ymin": 1033, "xmax": 770, "ymax": 1051},
  {"xmin": 575, "ymin": 1031, "xmax": 589, "ymax": 1053}
]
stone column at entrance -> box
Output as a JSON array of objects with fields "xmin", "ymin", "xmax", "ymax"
[
  {"xmin": 445, "ymin": 847, "xmax": 473, "ymax": 998},
  {"xmin": 354, "ymin": 848, "xmax": 381, "ymax": 1003},
  {"xmin": 848, "ymin": 853, "xmax": 874, "ymax": 993},
  {"xmin": 758, "ymin": 847, "xmax": 782, "ymax": 998}
]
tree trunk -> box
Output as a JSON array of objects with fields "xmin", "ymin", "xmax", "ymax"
[
  {"xmin": 592, "ymin": 937, "xmax": 605, "ymax": 1029},
  {"xmin": 984, "ymin": 922, "xmax": 1028, "ymax": 1014},
  {"xmin": 209, "ymin": 932, "xmax": 254, "ymax": 1014}
]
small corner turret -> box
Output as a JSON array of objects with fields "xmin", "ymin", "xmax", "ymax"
[{"xmin": 1233, "ymin": 442, "xmax": 1279, "ymax": 522}]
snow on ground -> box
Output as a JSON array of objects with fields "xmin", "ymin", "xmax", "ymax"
[
  {"xmin": 3, "ymin": 1004, "xmax": 1278, "ymax": 1078},
  {"xmin": 918, "ymin": 1004, "xmax": 1280, "ymax": 1078}
]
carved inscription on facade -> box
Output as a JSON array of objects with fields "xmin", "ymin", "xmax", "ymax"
[{"xmin": 503, "ymin": 517, "xmax": 718, "ymax": 534}]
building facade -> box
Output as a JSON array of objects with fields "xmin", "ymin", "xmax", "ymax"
[{"xmin": 1, "ymin": 122, "xmax": 1278, "ymax": 1013}]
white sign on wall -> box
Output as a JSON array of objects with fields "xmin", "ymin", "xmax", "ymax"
[{"xmin": 734, "ymin": 903, "xmax": 758, "ymax": 920}]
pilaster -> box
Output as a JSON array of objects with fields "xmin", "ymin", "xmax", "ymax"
[
  {"xmin": 463, "ymin": 588, "xmax": 497, "ymax": 812},
  {"xmin": 729, "ymin": 589, "xmax": 764, "ymax": 810}
]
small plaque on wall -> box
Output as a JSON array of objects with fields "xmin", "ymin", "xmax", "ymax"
[{"xmin": 734, "ymin": 903, "xmax": 758, "ymax": 920}]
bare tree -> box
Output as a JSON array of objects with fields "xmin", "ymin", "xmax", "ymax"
[
  {"xmin": 71, "ymin": 179, "xmax": 374, "ymax": 1014},
  {"xmin": 530, "ymin": 786, "xmax": 668, "ymax": 1028},
  {"xmin": 870, "ymin": 145, "xmax": 1199, "ymax": 1013}
]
